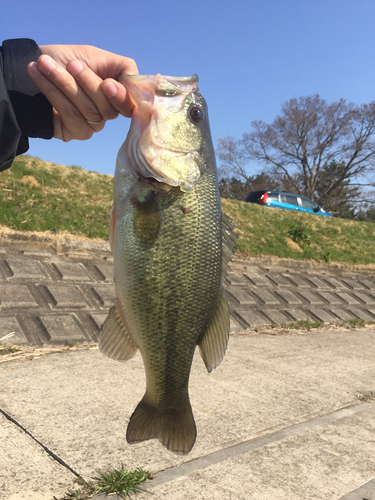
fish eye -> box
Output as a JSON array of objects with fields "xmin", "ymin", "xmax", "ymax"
[{"xmin": 189, "ymin": 106, "xmax": 204, "ymax": 123}]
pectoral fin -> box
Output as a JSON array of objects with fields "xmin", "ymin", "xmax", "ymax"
[
  {"xmin": 198, "ymin": 287, "xmax": 230, "ymax": 373},
  {"xmin": 133, "ymin": 191, "xmax": 161, "ymax": 246},
  {"xmin": 99, "ymin": 299, "xmax": 138, "ymax": 361}
]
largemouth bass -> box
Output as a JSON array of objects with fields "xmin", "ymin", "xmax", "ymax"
[{"xmin": 100, "ymin": 74, "xmax": 236, "ymax": 455}]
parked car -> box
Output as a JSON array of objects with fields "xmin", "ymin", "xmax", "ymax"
[{"xmin": 244, "ymin": 190, "xmax": 333, "ymax": 217}]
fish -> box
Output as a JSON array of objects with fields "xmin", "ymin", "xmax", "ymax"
[{"xmin": 99, "ymin": 73, "xmax": 237, "ymax": 455}]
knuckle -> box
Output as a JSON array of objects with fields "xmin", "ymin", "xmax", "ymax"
[
  {"xmin": 80, "ymin": 127, "xmax": 95, "ymax": 140},
  {"xmin": 102, "ymin": 108, "xmax": 119, "ymax": 121},
  {"xmin": 84, "ymin": 130, "xmax": 94, "ymax": 140},
  {"xmin": 84, "ymin": 106, "xmax": 103, "ymax": 122},
  {"xmin": 62, "ymin": 105, "xmax": 83, "ymax": 122},
  {"xmin": 126, "ymin": 58, "xmax": 138, "ymax": 75}
]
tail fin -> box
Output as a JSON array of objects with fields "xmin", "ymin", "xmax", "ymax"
[{"xmin": 126, "ymin": 397, "xmax": 196, "ymax": 455}]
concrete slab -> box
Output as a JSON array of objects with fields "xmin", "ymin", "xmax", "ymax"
[
  {"xmin": 1, "ymin": 329, "xmax": 375, "ymax": 499},
  {"xmin": 0, "ymin": 413, "xmax": 75, "ymax": 500},
  {"xmin": 144, "ymin": 405, "xmax": 375, "ymax": 500}
]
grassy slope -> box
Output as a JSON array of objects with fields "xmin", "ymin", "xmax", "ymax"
[
  {"xmin": 0, "ymin": 155, "xmax": 113, "ymax": 239},
  {"xmin": 221, "ymin": 199, "xmax": 375, "ymax": 265},
  {"xmin": 1, "ymin": 155, "xmax": 375, "ymax": 266}
]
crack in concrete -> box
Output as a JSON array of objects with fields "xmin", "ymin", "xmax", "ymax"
[
  {"xmin": 0, "ymin": 406, "xmax": 82, "ymax": 479},
  {"xmin": 2, "ymin": 400, "xmax": 373, "ymax": 498}
]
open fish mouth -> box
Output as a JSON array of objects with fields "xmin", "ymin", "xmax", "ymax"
[
  {"xmin": 117, "ymin": 74, "xmax": 206, "ymax": 192},
  {"xmin": 118, "ymin": 73, "xmax": 199, "ymax": 97}
]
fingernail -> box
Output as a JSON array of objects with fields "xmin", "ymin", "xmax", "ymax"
[
  {"xmin": 68, "ymin": 60, "xmax": 84, "ymax": 76},
  {"xmin": 103, "ymin": 82, "xmax": 118, "ymax": 98},
  {"xmin": 27, "ymin": 61, "xmax": 41, "ymax": 77},
  {"xmin": 39, "ymin": 55, "xmax": 56, "ymax": 74}
]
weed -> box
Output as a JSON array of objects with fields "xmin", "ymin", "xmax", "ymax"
[
  {"xmin": 336, "ymin": 318, "xmax": 375, "ymax": 329},
  {"xmin": 319, "ymin": 250, "xmax": 331, "ymax": 263},
  {"xmin": 0, "ymin": 345, "xmax": 21, "ymax": 355},
  {"xmin": 281, "ymin": 320, "xmax": 324, "ymax": 330},
  {"xmin": 286, "ymin": 219, "xmax": 312, "ymax": 246},
  {"xmin": 93, "ymin": 466, "xmax": 154, "ymax": 497},
  {"xmin": 57, "ymin": 466, "xmax": 154, "ymax": 500}
]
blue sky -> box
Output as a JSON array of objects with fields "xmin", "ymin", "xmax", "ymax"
[{"xmin": 3, "ymin": 0, "xmax": 375, "ymax": 176}]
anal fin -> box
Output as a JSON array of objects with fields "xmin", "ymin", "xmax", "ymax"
[
  {"xmin": 99, "ymin": 300, "xmax": 138, "ymax": 361},
  {"xmin": 198, "ymin": 286, "xmax": 230, "ymax": 373}
]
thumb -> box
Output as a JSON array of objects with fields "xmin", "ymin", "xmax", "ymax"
[{"xmin": 101, "ymin": 79, "xmax": 134, "ymax": 118}]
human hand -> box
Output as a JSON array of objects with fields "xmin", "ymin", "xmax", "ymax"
[{"xmin": 27, "ymin": 45, "xmax": 138, "ymax": 142}]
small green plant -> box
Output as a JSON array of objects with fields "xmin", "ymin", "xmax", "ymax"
[
  {"xmin": 286, "ymin": 219, "xmax": 312, "ymax": 246},
  {"xmin": 93, "ymin": 466, "xmax": 153, "ymax": 497},
  {"xmin": 336, "ymin": 318, "xmax": 375, "ymax": 329},
  {"xmin": 281, "ymin": 320, "xmax": 324, "ymax": 330},
  {"xmin": 0, "ymin": 345, "xmax": 21, "ymax": 355},
  {"xmin": 319, "ymin": 250, "xmax": 331, "ymax": 263},
  {"xmin": 58, "ymin": 466, "xmax": 154, "ymax": 500}
]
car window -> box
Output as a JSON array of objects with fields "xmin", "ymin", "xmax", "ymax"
[
  {"xmin": 280, "ymin": 194, "xmax": 299, "ymax": 206},
  {"xmin": 267, "ymin": 192, "xmax": 279, "ymax": 201},
  {"xmin": 300, "ymin": 198, "xmax": 318, "ymax": 210}
]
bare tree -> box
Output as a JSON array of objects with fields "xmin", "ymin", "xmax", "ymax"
[
  {"xmin": 216, "ymin": 136, "xmax": 251, "ymax": 182},
  {"xmin": 217, "ymin": 95, "xmax": 375, "ymax": 201}
]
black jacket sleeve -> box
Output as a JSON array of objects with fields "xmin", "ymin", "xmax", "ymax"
[{"xmin": 0, "ymin": 38, "xmax": 53, "ymax": 172}]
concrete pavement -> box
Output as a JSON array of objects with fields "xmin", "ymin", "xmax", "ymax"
[
  {"xmin": 1, "ymin": 234, "xmax": 375, "ymax": 499},
  {"xmin": 1, "ymin": 329, "xmax": 375, "ymax": 499}
]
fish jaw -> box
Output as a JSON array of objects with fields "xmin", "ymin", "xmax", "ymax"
[{"xmin": 118, "ymin": 74, "xmax": 207, "ymax": 191}]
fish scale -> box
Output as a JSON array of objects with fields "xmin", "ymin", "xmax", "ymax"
[{"xmin": 99, "ymin": 74, "xmax": 236, "ymax": 454}]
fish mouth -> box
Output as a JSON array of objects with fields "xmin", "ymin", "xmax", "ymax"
[
  {"xmin": 118, "ymin": 73, "xmax": 199, "ymax": 86},
  {"xmin": 118, "ymin": 74, "xmax": 199, "ymax": 102},
  {"xmin": 120, "ymin": 74, "xmax": 204, "ymax": 192}
]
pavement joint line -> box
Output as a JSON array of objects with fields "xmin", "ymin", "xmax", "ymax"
[
  {"xmin": 338, "ymin": 476, "xmax": 375, "ymax": 499},
  {"xmin": 139, "ymin": 401, "xmax": 372, "ymax": 491},
  {"xmin": 0, "ymin": 406, "xmax": 82, "ymax": 479}
]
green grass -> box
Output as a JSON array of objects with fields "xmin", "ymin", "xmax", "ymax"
[
  {"xmin": 281, "ymin": 320, "xmax": 324, "ymax": 330},
  {"xmin": 1, "ymin": 155, "xmax": 375, "ymax": 266},
  {"xmin": 0, "ymin": 156, "xmax": 113, "ymax": 238},
  {"xmin": 269, "ymin": 318, "xmax": 375, "ymax": 331},
  {"xmin": 58, "ymin": 466, "xmax": 154, "ymax": 499},
  {"xmin": 221, "ymin": 198, "xmax": 375, "ymax": 266}
]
